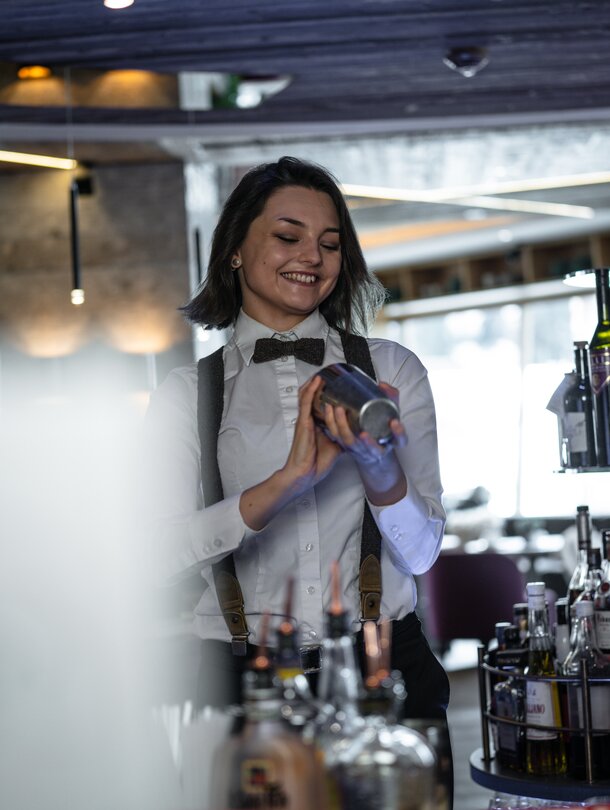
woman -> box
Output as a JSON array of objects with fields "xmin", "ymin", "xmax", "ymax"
[{"xmin": 146, "ymin": 156, "xmax": 449, "ymax": 721}]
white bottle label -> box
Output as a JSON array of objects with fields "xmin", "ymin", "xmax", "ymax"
[
  {"xmin": 526, "ymin": 680, "xmax": 558, "ymax": 740},
  {"xmin": 563, "ymin": 412, "xmax": 587, "ymax": 452},
  {"xmin": 596, "ymin": 610, "xmax": 610, "ymax": 650}
]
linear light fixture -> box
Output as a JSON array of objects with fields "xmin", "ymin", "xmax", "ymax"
[
  {"xmin": 342, "ymin": 183, "xmax": 594, "ymax": 219},
  {"xmin": 0, "ymin": 149, "xmax": 77, "ymax": 170},
  {"xmin": 17, "ymin": 65, "xmax": 51, "ymax": 80}
]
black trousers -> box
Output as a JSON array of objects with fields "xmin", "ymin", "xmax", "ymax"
[{"xmin": 196, "ymin": 612, "xmax": 449, "ymax": 719}]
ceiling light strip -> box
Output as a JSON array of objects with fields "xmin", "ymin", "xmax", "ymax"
[
  {"xmin": 0, "ymin": 149, "xmax": 77, "ymax": 170},
  {"xmin": 452, "ymin": 196, "xmax": 595, "ymax": 219}
]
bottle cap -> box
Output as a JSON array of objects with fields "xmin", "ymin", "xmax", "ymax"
[
  {"xmin": 494, "ymin": 621, "xmax": 511, "ymax": 647},
  {"xmin": 575, "ymin": 600, "xmax": 594, "ymax": 617},
  {"xmin": 512, "ymin": 602, "xmax": 528, "ymax": 617},
  {"xmin": 526, "ymin": 581, "xmax": 546, "ymax": 597}
]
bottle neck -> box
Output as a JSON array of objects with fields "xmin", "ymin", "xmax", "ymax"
[
  {"xmin": 318, "ymin": 634, "xmax": 361, "ymax": 711},
  {"xmin": 576, "ymin": 509, "xmax": 592, "ymax": 551},
  {"xmin": 564, "ymin": 614, "xmax": 605, "ymax": 674},
  {"xmin": 574, "ymin": 345, "xmax": 590, "ymax": 381},
  {"xmin": 595, "ymin": 268, "xmax": 610, "ymax": 324},
  {"xmin": 527, "ymin": 602, "xmax": 551, "ymax": 650}
]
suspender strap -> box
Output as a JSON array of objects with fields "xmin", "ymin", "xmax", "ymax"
[
  {"xmin": 339, "ymin": 331, "xmax": 383, "ymax": 623},
  {"xmin": 198, "ymin": 348, "xmax": 250, "ymax": 654},
  {"xmin": 196, "ymin": 328, "xmax": 385, "ymax": 654}
]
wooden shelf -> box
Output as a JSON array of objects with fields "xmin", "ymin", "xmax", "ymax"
[{"xmin": 378, "ymin": 230, "xmax": 607, "ymax": 304}]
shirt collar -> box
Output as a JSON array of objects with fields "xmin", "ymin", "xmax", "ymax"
[{"xmin": 233, "ymin": 309, "xmax": 330, "ymax": 366}]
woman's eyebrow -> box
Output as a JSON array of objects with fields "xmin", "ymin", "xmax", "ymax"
[{"xmin": 276, "ymin": 216, "xmax": 339, "ymax": 234}]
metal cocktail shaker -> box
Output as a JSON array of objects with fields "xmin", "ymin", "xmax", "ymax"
[{"xmin": 312, "ymin": 362, "xmax": 400, "ymax": 445}]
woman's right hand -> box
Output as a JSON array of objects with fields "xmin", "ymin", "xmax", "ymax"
[
  {"xmin": 239, "ymin": 375, "xmax": 343, "ymax": 531},
  {"xmin": 282, "ymin": 374, "xmax": 344, "ymax": 493}
]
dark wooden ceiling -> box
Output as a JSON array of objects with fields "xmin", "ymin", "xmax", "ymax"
[{"xmin": 2, "ymin": 0, "xmax": 610, "ymax": 129}]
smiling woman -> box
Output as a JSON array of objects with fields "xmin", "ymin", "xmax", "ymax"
[{"xmin": 145, "ymin": 158, "xmax": 452, "ymax": 766}]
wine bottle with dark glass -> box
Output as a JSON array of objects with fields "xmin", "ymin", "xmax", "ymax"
[
  {"xmin": 589, "ymin": 267, "xmax": 610, "ymax": 467},
  {"xmin": 562, "ymin": 341, "xmax": 597, "ymax": 468},
  {"xmin": 567, "ymin": 505, "xmax": 592, "ymax": 609}
]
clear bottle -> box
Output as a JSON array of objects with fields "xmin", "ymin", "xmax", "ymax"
[
  {"xmin": 553, "ymin": 597, "xmax": 571, "ymax": 672},
  {"xmin": 567, "ymin": 505, "xmax": 592, "ymax": 608},
  {"xmin": 512, "ymin": 603, "xmax": 528, "ymax": 647},
  {"xmin": 562, "ymin": 599, "xmax": 610, "ymax": 780},
  {"xmin": 524, "ymin": 581, "xmax": 567, "ymax": 776},
  {"xmin": 562, "ymin": 341, "xmax": 597, "ymax": 469},
  {"xmin": 314, "ymin": 570, "xmax": 436, "ymax": 810},
  {"xmin": 589, "ymin": 267, "xmax": 610, "ymax": 467},
  {"xmin": 210, "ymin": 615, "xmax": 329, "ymax": 810},
  {"xmin": 274, "ymin": 579, "xmax": 317, "ymax": 732},
  {"xmin": 574, "ymin": 547, "xmax": 604, "ymax": 605},
  {"xmin": 594, "ymin": 532, "xmax": 610, "ymax": 655}
]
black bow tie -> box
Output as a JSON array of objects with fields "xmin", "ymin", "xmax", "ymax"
[{"xmin": 252, "ymin": 337, "xmax": 325, "ymax": 366}]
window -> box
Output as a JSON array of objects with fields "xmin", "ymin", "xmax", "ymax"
[{"xmin": 377, "ymin": 290, "xmax": 607, "ymax": 517}]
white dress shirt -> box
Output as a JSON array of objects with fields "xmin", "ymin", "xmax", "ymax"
[{"xmin": 146, "ymin": 308, "xmax": 445, "ymax": 644}]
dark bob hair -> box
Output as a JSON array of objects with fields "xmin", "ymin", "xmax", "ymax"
[{"xmin": 181, "ymin": 156, "xmax": 386, "ymax": 335}]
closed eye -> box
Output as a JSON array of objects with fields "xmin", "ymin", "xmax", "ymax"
[{"xmin": 322, "ymin": 242, "xmax": 340, "ymax": 251}]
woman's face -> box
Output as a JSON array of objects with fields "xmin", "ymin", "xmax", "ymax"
[{"xmin": 234, "ymin": 185, "xmax": 342, "ymax": 331}]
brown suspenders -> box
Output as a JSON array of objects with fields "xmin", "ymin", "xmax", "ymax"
[{"xmin": 197, "ymin": 330, "xmax": 383, "ymax": 654}]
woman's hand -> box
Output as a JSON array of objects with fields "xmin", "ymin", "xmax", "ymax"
[
  {"xmin": 322, "ymin": 380, "xmax": 408, "ymax": 506},
  {"xmin": 239, "ymin": 375, "xmax": 343, "ymax": 531},
  {"xmin": 282, "ymin": 375, "xmax": 344, "ymax": 492}
]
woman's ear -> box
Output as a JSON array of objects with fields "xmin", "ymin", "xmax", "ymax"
[{"xmin": 231, "ymin": 255, "xmax": 242, "ymax": 270}]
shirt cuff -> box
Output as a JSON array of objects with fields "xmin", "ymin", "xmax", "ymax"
[
  {"xmin": 368, "ymin": 483, "xmax": 444, "ymax": 575},
  {"xmin": 189, "ymin": 492, "xmax": 261, "ymax": 562}
]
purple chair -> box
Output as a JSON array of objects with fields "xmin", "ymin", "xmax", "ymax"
[{"xmin": 419, "ymin": 552, "xmax": 527, "ymax": 654}]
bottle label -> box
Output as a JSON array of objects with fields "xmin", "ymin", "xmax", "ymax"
[
  {"xmin": 596, "ymin": 609, "xmax": 610, "ymax": 649},
  {"xmin": 590, "ymin": 349, "xmax": 610, "ymax": 396},
  {"xmin": 526, "ymin": 680, "xmax": 559, "ymax": 740},
  {"xmin": 563, "ymin": 412, "xmax": 587, "ymax": 452},
  {"xmin": 227, "ymin": 759, "xmax": 288, "ymax": 808}
]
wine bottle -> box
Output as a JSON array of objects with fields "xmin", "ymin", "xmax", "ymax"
[
  {"xmin": 567, "ymin": 505, "xmax": 592, "ymax": 608},
  {"xmin": 589, "ymin": 267, "xmax": 610, "ymax": 467},
  {"xmin": 562, "ymin": 600, "xmax": 610, "ymax": 780},
  {"xmin": 492, "ymin": 624, "xmax": 526, "ymax": 772},
  {"xmin": 553, "ymin": 598, "xmax": 571, "ymax": 671},
  {"xmin": 524, "ymin": 582, "xmax": 567, "ymax": 776},
  {"xmin": 562, "ymin": 341, "xmax": 597, "ymax": 468},
  {"xmin": 594, "ymin": 532, "xmax": 610, "ymax": 655}
]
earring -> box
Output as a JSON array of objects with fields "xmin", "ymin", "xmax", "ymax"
[{"xmin": 231, "ymin": 256, "xmax": 241, "ymax": 270}]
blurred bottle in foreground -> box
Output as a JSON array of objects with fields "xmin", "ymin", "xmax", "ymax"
[{"xmin": 210, "ymin": 614, "xmax": 329, "ymax": 810}]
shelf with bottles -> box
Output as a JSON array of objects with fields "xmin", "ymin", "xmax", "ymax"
[{"xmin": 471, "ymin": 649, "xmax": 610, "ymax": 801}]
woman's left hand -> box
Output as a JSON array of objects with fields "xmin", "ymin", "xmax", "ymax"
[{"xmin": 322, "ymin": 380, "xmax": 408, "ymax": 505}]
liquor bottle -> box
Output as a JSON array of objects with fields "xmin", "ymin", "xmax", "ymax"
[
  {"xmin": 274, "ymin": 579, "xmax": 317, "ymax": 732},
  {"xmin": 492, "ymin": 624, "xmax": 526, "ymax": 772},
  {"xmin": 553, "ymin": 598, "xmax": 571, "ymax": 671},
  {"xmin": 574, "ymin": 547, "xmax": 604, "ymax": 605},
  {"xmin": 567, "ymin": 505, "xmax": 592, "ymax": 608},
  {"xmin": 589, "ymin": 267, "xmax": 610, "ymax": 467},
  {"xmin": 601, "ymin": 528, "xmax": 610, "ymax": 580},
  {"xmin": 209, "ymin": 614, "xmax": 329, "ymax": 810},
  {"xmin": 562, "ymin": 341, "xmax": 597, "ymax": 469},
  {"xmin": 594, "ymin": 536, "xmax": 610, "ymax": 655},
  {"xmin": 512, "ymin": 603, "xmax": 528, "ymax": 647},
  {"xmin": 524, "ymin": 581, "xmax": 567, "ymax": 776},
  {"xmin": 562, "ymin": 599, "xmax": 610, "ymax": 780}
]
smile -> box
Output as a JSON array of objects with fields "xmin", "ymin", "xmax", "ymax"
[{"xmin": 280, "ymin": 272, "xmax": 318, "ymax": 284}]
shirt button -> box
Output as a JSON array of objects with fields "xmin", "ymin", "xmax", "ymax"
[
  {"xmin": 390, "ymin": 525, "xmax": 398, "ymax": 533},
  {"xmin": 300, "ymin": 499, "xmax": 311, "ymax": 508},
  {"xmin": 307, "ymin": 586, "xmax": 315, "ymax": 595},
  {"xmin": 309, "ymin": 630, "xmax": 318, "ymax": 640},
  {"xmin": 305, "ymin": 543, "xmax": 313, "ymax": 552},
  {"xmin": 213, "ymin": 538, "xmax": 222, "ymax": 548},
  {"xmin": 281, "ymin": 355, "xmax": 288, "ymax": 362},
  {"xmin": 286, "ymin": 386, "xmax": 294, "ymax": 393},
  {"xmin": 291, "ymin": 418, "xmax": 297, "ymax": 425}
]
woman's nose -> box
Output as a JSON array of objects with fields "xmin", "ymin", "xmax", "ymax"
[{"xmin": 299, "ymin": 239, "xmax": 322, "ymax": 265}]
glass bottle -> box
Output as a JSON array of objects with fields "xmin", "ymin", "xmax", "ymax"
[
  {"xmin": 314, "ymin": 570, "xmax": 436, "ymax": 810},
  {"xmin": 512, "ymin": 603, "xmax": 528, "ymax": 647},
  {"xmin": 553, "ymin": 598, "xmax": 571, "ymax": 672},
  {"xmin": 492, "ymin": 624, "xmax": 526, "ymax": 772},
  {"xmin": 594, "ymin": 534, "xmax": 610, "ymax": 655},
  {"xmin": 562, "ymin": 599, "xmax": 610, "ymax": 780},
  {"xmin": 567, "ymin": 505, "xmax": 592, "ymax": 608},
  {"xmin": 574, "ymin": 547, "xmax": 604, "ymax": 605},
  {"xmin": 274, "ymin": 578, "xmax": 317, "ymax": 732},
  {"xmin": 562, "ymin": 341, "xmax": 597, "ymax": 469},
  {"xmin": 209, "ymin": 615, "xmax": 329, "ymax": 810},
  {"xmin": 524, "ymin": 581, "xmax": 567, "ymax": 776},
  {"xmin": 589, "ymin": 267, "xmax": 610, "ymax": 467}
]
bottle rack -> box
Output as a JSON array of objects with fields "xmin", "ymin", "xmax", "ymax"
[{"xmin": 470, "ymin": 646, "xmax": 610, "ymax": 802}]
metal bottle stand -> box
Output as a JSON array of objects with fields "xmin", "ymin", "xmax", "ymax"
[{"xmin": 470, "ymin": 645, "xmax": 610, "ymax": 802}]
